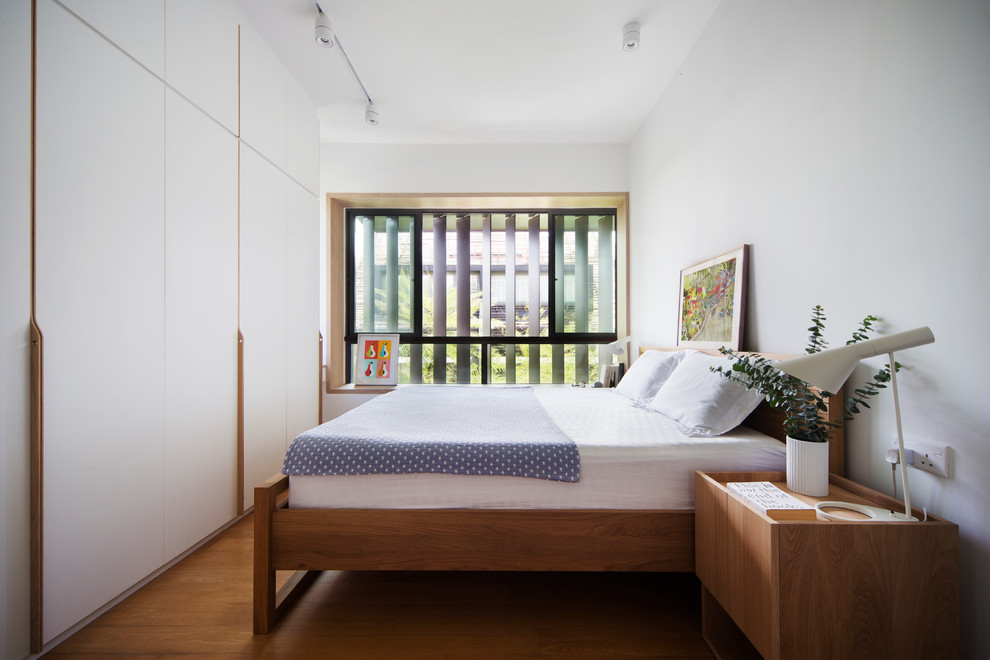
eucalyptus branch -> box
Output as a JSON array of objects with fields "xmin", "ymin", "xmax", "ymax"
[
  {"xmin": 847, "ymin": 314, "xmax": 879, "ymax": 345},
  {"xmin": 843, "ymin": 363, "xmax": 898, "ymax": 419},
  {"xmin": 807, "ymin": 304, "xmax": 828, "ymax": 354}
]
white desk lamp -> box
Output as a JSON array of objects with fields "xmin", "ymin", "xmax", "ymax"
[
  {"xmin": 774, "ymin": 326, "xmax": 935, "ymax": 522},
  {"xmin": 598, "ymin": 336, "xmax": 631, "ymax": 385}
]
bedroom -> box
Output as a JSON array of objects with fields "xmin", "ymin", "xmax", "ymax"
[{"xmin": 2, "ymin": 1, "xmax": 988, "ymax": 658}]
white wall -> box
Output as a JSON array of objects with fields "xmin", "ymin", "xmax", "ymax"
[
  {"xmin": 1, "ymin": 1, "xmax": 32, "ymax": 657},
  {"xmin": 629, "ymin": 1, "xmax": 990, "ymax": 656},
  {"xmin": 321, "ymin": 143, "xmax": 629, "ymax": 194}
]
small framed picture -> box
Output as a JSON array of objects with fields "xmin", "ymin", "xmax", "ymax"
[
  {"xmin": 354, "ymin": 334, "xmax": 400, "ymax": 385},
  {"xmin": 677, "ymin": 245, "xmax": 748, "ymax": 351}
]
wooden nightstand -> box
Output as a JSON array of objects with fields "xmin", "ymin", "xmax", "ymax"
[{"xmin": 695, "ymin": 471, "xmax": 958, "ymax": 660}]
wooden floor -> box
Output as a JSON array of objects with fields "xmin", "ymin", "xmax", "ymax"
[{"xmin": 48, "ymin": 515, "xmax": 715, "ymax": 659}]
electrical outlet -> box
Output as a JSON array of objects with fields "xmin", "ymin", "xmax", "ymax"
[{"xmin": 895, "ymin": 441, "xmax": 949, "ymax": 478}]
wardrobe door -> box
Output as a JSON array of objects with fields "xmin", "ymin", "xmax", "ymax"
[
  {"xmin": 35, "ymin": 0, "xmax": 165, "ymax": 642},
  {"xmin": 239, "ymin": 22, "xmax": 286, "ymax": 169},
  {"xmin": 2, "ymin": 1, "xmax": 33, "ymax": 656},
  {"xmin": 286, "ymin": 76, "xmax": 320, "ymax": 195},
  {"xmin": 239, "ymin": 146, "xmax": 287, "ymax": 508},
  {"xmin": 163, "ymin": 90, "xmax": 239, "ymax": 561},
  {"xmin": 164, "ymin": 0, "xmax": 239, "ymax": 134},
  {"xmin": 286, "ymin": 182, "xmax": 320, "ymax": 439},
  {"xmin": 59, "ymin": 0, "xmax": 165, "ymax": 77}
]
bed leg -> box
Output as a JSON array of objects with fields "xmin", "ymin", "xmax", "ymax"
[
  {"xmin": 253, "ymin": 474, "xmax": 285, "ymax": 634},
  {"xmin": 275, "ymin": 570, "xmax": 320, "ymax": 617}
]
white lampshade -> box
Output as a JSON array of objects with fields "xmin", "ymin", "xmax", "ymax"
[
  {"xmin": 775, "ymin": 327, "xmax": 934, "ymax": 393},
  {"xmin": 599, "ymin": 336, "xmax": 631, "ymax": 364}
]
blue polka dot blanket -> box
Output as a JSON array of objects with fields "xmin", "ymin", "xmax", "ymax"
[{"xmin": 282, "ymin": 385, "xmax": 580, "ymax": 482}]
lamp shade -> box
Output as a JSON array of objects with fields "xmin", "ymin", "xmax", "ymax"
[
  {"xmin": 775, "ymin": 326, "xmax": 934, "ymax": 393},
  {"xmin": 598, "ymin": 337, "xmax": 630, "ymax": 366}
]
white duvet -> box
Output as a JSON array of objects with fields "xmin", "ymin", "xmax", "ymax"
[{"xmin": 289, "ymin": 386, "xmax": 786, "ymax": 510}]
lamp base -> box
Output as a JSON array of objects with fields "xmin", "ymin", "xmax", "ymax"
[{"xmin": 815, "ymin": 501, "xmax": 918, "ymax": 522}]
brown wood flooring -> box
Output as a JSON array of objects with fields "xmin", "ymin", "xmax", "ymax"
[{"xmin": 48, "ymin": 515, "xmax": 715, "ymax": 659}]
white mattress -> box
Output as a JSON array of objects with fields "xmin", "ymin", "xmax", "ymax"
[{"xmin": 289, "ymin": 386, "xmax": 786, "ymax": 510}]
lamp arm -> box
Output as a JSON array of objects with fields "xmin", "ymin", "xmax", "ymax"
[{"xmin": 889, "ymin": 350, "xmax": 914, "ymax": 520}]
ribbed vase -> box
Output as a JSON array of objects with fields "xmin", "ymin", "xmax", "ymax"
[{"xmin": 786, "ymin": 436, "xmax": 830, "ymax": 496}]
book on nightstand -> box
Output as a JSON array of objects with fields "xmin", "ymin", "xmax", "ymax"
[{"xmin": 726, "ymin": 481, "xmax": 818, "ymax": 520}]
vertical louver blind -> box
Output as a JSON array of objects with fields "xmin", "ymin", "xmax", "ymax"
[{"xmin": 347, "ymin": 209, "xmax": 616, "ymax": 385}]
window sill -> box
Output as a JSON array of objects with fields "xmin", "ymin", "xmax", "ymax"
[
  {"xmin": 327, "ymin": 382, "xmax": 589, "ymax": 394},
  {"xmin": 328, "ymin": 383, "xmax": 401, "ymax": 395}
]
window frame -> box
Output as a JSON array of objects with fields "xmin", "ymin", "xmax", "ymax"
[
  {"xmin": 343, "ymin": 208, "xmax": 617, "ymax": 385},
  {"xmin": 326, "ymin": 193, "xmax": 629, "ymax": 391}
]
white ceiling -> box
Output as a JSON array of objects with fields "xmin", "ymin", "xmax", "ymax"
[{"xmin": 230, "ymin": 0, "xmax": 720, "ymax": 145}]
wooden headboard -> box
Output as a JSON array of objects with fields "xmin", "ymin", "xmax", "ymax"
[{"xmin": 639, "ymin": 347, "xmax": 845, "ymax": 476}]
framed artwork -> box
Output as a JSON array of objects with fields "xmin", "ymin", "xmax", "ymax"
[
  {"xmin": 677, "ymin": 245, "xmax": 748, "ymax": 350},
  {"xmin": 355, "ymin": 334, "xmax": 399, "ymax": 385}
]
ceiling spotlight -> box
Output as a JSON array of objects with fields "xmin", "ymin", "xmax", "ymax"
[
  {"xmin": 312, "ymin": 3, "xmax": 379, "ymax": 128},
  {"xmin": 314, "ymin": 12, "xmax": 334, "ymax": 48},
  {"xmin": 365, "ymin": 102, "xmax": 380, "ymax": 126},
  {"xmin": 622, "ymin": 21, "xmax": 641, "ymax": 52}
]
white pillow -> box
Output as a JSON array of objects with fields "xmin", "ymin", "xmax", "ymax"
[
  {"xmin": 648, "ymin": 351, "xmax": 765, "ymax": 436},
  {"xmin": 614, "ymin": 350, "xmax": 689, "ymax": 403}
]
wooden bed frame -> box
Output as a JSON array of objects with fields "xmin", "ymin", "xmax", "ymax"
[{"xmin": 253, "ymin": 348, "xmax": 845, "ymax": 633}]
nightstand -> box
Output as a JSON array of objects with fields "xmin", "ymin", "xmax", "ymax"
[{"xmin": 695, "ymin": 471, "xmax": 958, "ymax": 659}]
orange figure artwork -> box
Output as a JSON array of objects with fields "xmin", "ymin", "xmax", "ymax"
[{"xmin": 355, "ymin": 334, "xmax": 399, "ymax": 385}]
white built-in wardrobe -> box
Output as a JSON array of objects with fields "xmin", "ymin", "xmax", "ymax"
[{"xmin": 33, "ymin": 0, "xmax": 319, "ymax": 646}]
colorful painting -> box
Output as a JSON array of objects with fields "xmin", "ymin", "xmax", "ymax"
[
  {"xmin": 677, "ymin": 245, "xmax": 748, "ymax": 350},
  {"xmin": 355, "ymin": 334, "xmax": 399, "ymax": 385}
]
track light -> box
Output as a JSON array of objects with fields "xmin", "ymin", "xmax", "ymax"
[
  {"xmin": 313, "ymin": 5, "xmax": 378, "ymax": 127},
  {"xmin": 622, "ymin": 21, "xmax": 640, "ymax": 52},
  {"xmin": 314, "ymin": 13, "xmax": 334, "ymax": 48},
  {"xmin": 365, "ymin": 102, "xmax": 380, "ymax": 126}
]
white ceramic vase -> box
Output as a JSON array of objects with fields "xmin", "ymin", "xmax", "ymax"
[{"xmin": 786, "ymin": 436, "xmax": 829, "ymax": 496}]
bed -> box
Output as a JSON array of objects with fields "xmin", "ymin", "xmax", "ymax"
[{"xmin": 254, "ymin": 347, "xmax": 845, "ymax": 633}]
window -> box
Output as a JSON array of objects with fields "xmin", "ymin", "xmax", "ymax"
[{"xmin": 345, "ymin": 209, "xmax": 618, "ymax": 384}]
